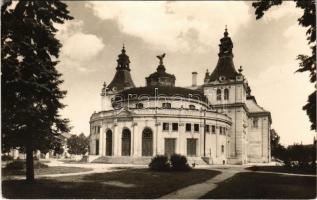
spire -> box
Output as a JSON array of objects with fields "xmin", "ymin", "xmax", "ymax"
[
  {"xmin": 107, "ymin": 45, "xmax": 135, "ymax": 92},
  {"xmin": 208, "ymin": 29, "xmax": 238, "ymax": 82}
]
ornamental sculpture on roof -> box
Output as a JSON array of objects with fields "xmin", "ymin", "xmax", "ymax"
[{"xmin": 157, "ymin": 53, "xmax": 166, "ymax": 65}]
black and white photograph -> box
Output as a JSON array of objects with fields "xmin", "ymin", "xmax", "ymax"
[{"xmin": 1, "ymin": 0, "xmax": 316, "ymax": 199}]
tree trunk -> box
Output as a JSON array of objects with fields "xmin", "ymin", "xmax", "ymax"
[{"xmin": 26, "ymin": 143, "xmax": 34, "ymax": 183}]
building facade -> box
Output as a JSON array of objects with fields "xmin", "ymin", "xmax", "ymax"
[{"xmin": 89, "ymin": 29, "xmax": 271, "ymax": 165}]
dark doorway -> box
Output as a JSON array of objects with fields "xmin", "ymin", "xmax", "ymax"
[
  {"xmin": 164, "ymin": 138, "xmax": 176, "ymax": 156},
  {"xmin": 95, "ymin": 139, "xmax": 99, "ymax": 155},
  {"xmin": 121, "ymin": 128, "xmax": 131, "ymax": 156},
  {"xmin": 187, "ymin": 138, "xmax": 197, "ymax": 156},
  {"xmin": 106, "ymin": 130, "xmax": 112, "ymax": 156},
  {"xmin": 142, "ymin": 128, "xmax": 153, "ymax": 156}
]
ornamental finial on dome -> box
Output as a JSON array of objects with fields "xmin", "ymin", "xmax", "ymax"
[{"xmin": 224, "ymin": 25, "xmax": 229, "ymax": 37}]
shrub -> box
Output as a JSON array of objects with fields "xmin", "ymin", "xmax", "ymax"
[
  {"xmin": 149, "ymin": 155, "xmax": 170, "ymax": 171},
  {"xmin": 1, "ymin": 155, "xmax": 13, "ymax": 161},
  {"xmin": 170, "ymin": 154, "xmax": 191, "ymax": 171}
]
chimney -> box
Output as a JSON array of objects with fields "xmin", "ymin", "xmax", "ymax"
[{"xmin": 192, "ymin": 72, "xmax": 197, "ymax": 87}]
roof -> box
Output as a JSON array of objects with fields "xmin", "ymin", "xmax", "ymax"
[
  {"xmin": 209, "ymin": 56, "xmax": 239, "ymax": 81},
  {"xmin": 146, "ymin": 63, "xmax": 176, "ymax": 87},
  {"xmin": 107, "ymin": 70, "xmax": 135, "ymax": 91},
  {"xmin": 116, "ymin": 86, "xmax": 208, "ymax": 103}
]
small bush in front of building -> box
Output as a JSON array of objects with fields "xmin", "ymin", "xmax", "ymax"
[
  {"xmin": 1, "ymin": 155, "xmax": 13, "ymax": 161},
  {"xmin": 149, "ymin": 155, "xmax": 171, "ymax": 171},
  {"xmin": 170, "ymin": 154, "xmax": 191, "ymax": 171}
]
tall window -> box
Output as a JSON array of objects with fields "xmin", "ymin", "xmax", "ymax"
[
  {"xmin": 205, "ymin": 125, "xmax": 210, "ymax": 133},
  {"xmin": 172, "ymin": 123, "xmax": 178, "ymax": 131},
  {"xmin": 224, "ymin": 88, "xmax": 229, "ymax": 100},
  {"xmin": 162, "ymin": 102, "xmax": 171, "ymax": 109},
  {"xmin": 212, "ymin": 125, "xmax": 216, "ymax": 134},
  {"xmin": 194, "ymin": 124, "xmax": 199, "ymax": 132},
  {"xmin": 163, "ymin": 123, "xmax": 169, "ymax": 131},
  {"xmin": 221, "ymin": 145, "xmax": 224, "ymax": 153},
  {"xmin": 252, "ymin": 118, "xmax": 258, "ymax": 128},
  {"xmin": 219, "ymin": 127, "xmax": 223, "ymax": 135},
  {"xmin": 216, "ymin": 89, "xmax": 221, "ymax": 101},
  {"xmin": 185, "ymin": 123, "xmax": 191, "ymax": 132}
]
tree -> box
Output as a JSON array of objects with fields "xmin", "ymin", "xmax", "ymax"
[
  {"xmin": 1, "ymin": 0, "xmax": 73, "ymax": 182},
  {"xmin": 253, "ymin": 0, "xmax": 316, "ymax": 130},
  {"xmin": 67, "ymin": 133, "xmax": 89, "ymax": 155},
  {"xmin": 270, "ymin": 129, "xmax": 286, "ymax": 160}
]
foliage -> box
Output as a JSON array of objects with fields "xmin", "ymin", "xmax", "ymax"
[
  {"xmin": 1, "ymin": 0, "xmax": 73, "ymax": 182},
  {"xmin": 67, "ymin": 133, "xmax": 89, "ymax": 155},
  {"xmin": 253, "ymin": 0, "xmax": 316, "ymax": 130},
  {"xmin": 270, "ymin": 129, "xmax": 286, "ymax": 160},
  {"xmin": 170, "ymin": 154, "xmax": 191, "ymax": 171},
  {"xmin": 282, "ymin": 143, "xmax": 316, "ymax": 171},
  {"xmin": 1, "ymin": 155, "xmax": 13, "ymax": 161},
  {"xmin": 54, "ymin": 145, "xmax": 65, "ymax": 155},
  {"xmin": 5, "ymin": 160, "xmax": 48, "ymax": 171},
  {"xmin": 149, "ymin": 155, "xmax": 171, "ymax": 171}
]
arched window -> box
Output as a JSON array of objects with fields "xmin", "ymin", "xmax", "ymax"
[
  {"xmin": 189, "ymin": 104, "xmax": 196, "ymax": 110},
  {"xmin": 216, "ymin": 89, "xmax": 221, "ymax": 101},
  {"xmin": 224, "ymin": 88, "xmax": 229, "ymax": 100}
]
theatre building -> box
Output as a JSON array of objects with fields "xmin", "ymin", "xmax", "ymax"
[{"xmin": 88, "ymin": 29, "xmax": 271, "ymax": 165}]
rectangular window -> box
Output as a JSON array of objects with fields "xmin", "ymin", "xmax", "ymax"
[
  {"xmin": 185, "ymin": 123, "xmax": 191, "ymax": 132},
  {"xmin": 162, "ymin": 103, "xmax": 171, "ymax": 109},
  {"xmin": 172, "ymin": 123, "xmax": 178, "ymax": 131},
  {"xmin": 163, "ymin": 123, "xmax": 169, "ymax": 131},
  {"xmin": 205, "ymin": 125, "xmax": 210, "ymax": 133},
  {"xmin": 219, "ymin": 127, "xmax": 223, "ymax": 135},
  {"xmin": 97, "ymin": 126, "xmax": 101, "ymax": 133},
  {"xmin": 212, "ymin": 125, "xmax": 216, "ymax": 134},
  {"xmin": 194, "ymin": 124, "xmax": 199, "ymax": 132}
]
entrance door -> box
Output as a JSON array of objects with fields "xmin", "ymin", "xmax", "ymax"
[
  {"xmin": 121, "ymin": 129, "xmax": 131, "ymax": 156},
  {"xmin": 187, "ymin": 138, "xmax": 197, "ymax": 156},
  {"xmin": 142, "ymin": 128, "xmax": 153, "ymax": 156},
  {"xmin": 106, "ymin": 130, "xmax": 112, "ymax": 156},
  {"xmin": 164, "ymin": 138, "xmax": 176, "ymax": 156}
]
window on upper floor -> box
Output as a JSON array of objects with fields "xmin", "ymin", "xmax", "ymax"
[
  {"xmin": 189, "ymin": 104, "xmax": 196, "ymax": 110},
  {"xmin": 205, "ymin": 125, "xmax": 210, "ymax": 133},
  {"xmin": 136, "ymin": 103, "xmax": 143, "ymax": 109},
  {"xmin": 216, "ymin": 89, "xmax": 221, "ymax": 101},
  {"xmin": 219, "ymin": 127, "xmax": 223, "ymax": 135},
  {"xmin": 163, "ymin": 123, "xmax": 169, "ymax": 131},
  {"xmin": 97, "ymin": 126, "xmax": 101, "ymax": 133},
  {"xmin": 224, "ymin": 88, "xmax": 229, "ymax": 100},
  {"xmin": 221, "ymin": 145, "xmax": 224, "ymax": 153},
  {"xmin": 162, "ymin": 102, "xmax": 171, "ymax": 109},
  {"xmin": 212, "ymin": 125, "xmax": 216, "ymax": 134},
  {"xmin": 194, "ymin": 124, "xmax": 199, "ymax": 132},
  {"xmin": 186, "ymin": 123, "xmax": 191, "ymax": 132},
  {"xmin": 252, "ymin": 118, "xmax": 259, "ymax": 128},
  {"xmin": 172, "ymin": 123, "xmax": 178, "ymax": 131}
]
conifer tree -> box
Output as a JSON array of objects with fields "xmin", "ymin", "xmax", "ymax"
[{"xmin": 2, "ymin": 0, "xmax": 73, "ymax": 182}]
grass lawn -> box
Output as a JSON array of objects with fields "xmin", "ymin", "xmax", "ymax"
[
  {"xmin": 2, "ymin": 168, "xmax": 220, "ymax": 199},
  {"xmin": 201, "ymin": 172, "xmax": 316, "ymax": 199},
  {"xmin": 2, "ymin": 166, "xmax": 92, "ymax": 176},
  {"xmin": 247, "ymin": 165, "xmax": 316, "ymax": 175}
]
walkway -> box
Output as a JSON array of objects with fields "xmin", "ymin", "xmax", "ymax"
[{"xmin": 160, "ymin": 165, "xmax": 246, "ymax": 199}]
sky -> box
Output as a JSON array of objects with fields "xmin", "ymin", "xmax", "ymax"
[{"xmin": 55, "ymin": 1, "xmax": 316, "ymax": 146}]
